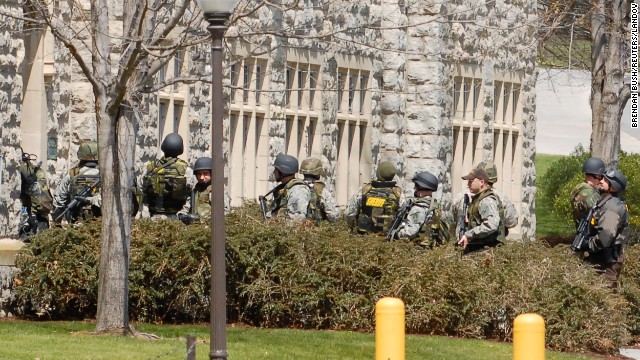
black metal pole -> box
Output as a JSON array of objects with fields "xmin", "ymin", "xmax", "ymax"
[{"xmin": 205, "ymin": 11, "xmax": 230, "ymax": 360}]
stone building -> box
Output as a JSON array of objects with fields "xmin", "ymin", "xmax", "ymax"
[{"xmin": 0, "ymin": 0, "xmax": 537, "ymax": 239}]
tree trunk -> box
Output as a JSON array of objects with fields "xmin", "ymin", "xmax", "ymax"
[
  {"xmin": 590, "ymin": 0, "xmax": 631, "ymax": 168},
  {"xmin": 95, "ymin": 104, "xmax": 136, "ymax": 333}
]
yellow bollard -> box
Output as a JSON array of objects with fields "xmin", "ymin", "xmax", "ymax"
[
  {"xmin": 375, "ymin": 297, "xmax": 405, "ymax": 360},
  {"xmin": 513, "ymin": 313, "xmax": 545, "ymax": 360}
]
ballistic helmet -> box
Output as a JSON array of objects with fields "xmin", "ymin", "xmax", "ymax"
[
  {"xmin": 604, "ymin": 169, "xmax": 627, "ymax": 193},
  {"xmin": 413, "ymin": 171, "xmax": 438, "ymax": 191},
  {"xmin": 274, "ymin": 153, "xmax": 299, "ymax": 175},
  {"xmin": 77, "ymin": 140, "xmax": 98, "ymax": 161},
  {"xmin": 300, "ymin": 157, "xmax": 323, "ymax": 177},
  {"xmin": 193, "ymin": 157, "xmax": 212, "ymax": 172},
  {"xmin": 161, "ymin": 133, "xmax": 184, "ymax": 157},
  {"xmin": 476, "ymin": 161, "xmax": 498, "ymax": 184},
  {"xmin": 582, "ymin": 157, "xmax": 606, "ymax": 176},
  {"xmin": 376, "ymin": 161, "xmax": 396, "ymax": 181}
]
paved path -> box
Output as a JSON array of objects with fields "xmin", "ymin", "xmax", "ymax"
[
  {"xmin": 620, "ymin": 348, "xmax": 640, "ymax": 359},
  {"xmin": 536, "ymin": 69, "xmax": 640, "ymax": 155}
]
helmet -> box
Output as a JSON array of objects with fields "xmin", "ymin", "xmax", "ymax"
[
  {"xmin": 161, "ymin": 133, "xmax": 184, "ymax": 157},
  {"xmin": 604, "ymin": 169, "xmax": 627, "ymax": 193},
  {"xmin": 77, "ymin": 140, "xmax": 98, "ymax": 161},
  {"xmin": 193, "ymin": 157, "xmax": 212, "ymax": 172},
  {"xmin": 476, "ymin": 161, "xmax": 498, "ymax": 183},
  {"xmin": 300, "ymin": 157, "xmax": 323, "ymax": 176},
  {"xmin": 376, "ymin": 161, "xmax": 396, "ymax": 181},
  {"xmin": 582, "ymin": 157, "xmax": 605, "ymax": 176},
  {"xmin": 273, "ymin": 153, "xmax": 299, "ymax": 175},
  {"xmin": 412, "ymin": 171, "xmax": 438, "ymax": 191}
]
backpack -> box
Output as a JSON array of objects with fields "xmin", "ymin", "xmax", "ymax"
[
  {"xmin": 356, "ymin": 181, "xmax": 402, "ymax": 234},
  {"xmin": 306, "ymin": 181, "xmax": 325, "ymax": 224},
  {"xmin": 19, "ymin": 157, "xmax": 53, "ymax": 215},
  {"xmin": 143, "ymin": 157, "xmax": 189, "ymax": 214},
  {"xmin": 415, "ymin": 198, "xmax": 451, "ymax": 247}
]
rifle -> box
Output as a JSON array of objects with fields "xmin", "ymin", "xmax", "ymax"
[
  {"xmin": 386, "ymin": 200, "xmax": 414, "ymax": 242},
  {"xmin": 55, "ymin": 179, "xmax": 101, "ymax": 222},
  {"xmin": 258, "ymin": 183, "xmax": 285, "ymax": 220},
  {"xmin": 458, "ymin": 194, "xmax": 470, "ymax": 240},
  {"xmin": 571, "ymin": 204, "xmax": 598, "ymax": 252}
]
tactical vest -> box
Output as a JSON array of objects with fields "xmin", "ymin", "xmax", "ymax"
[
  {"xmin": 356, "ymin": 181, "xmax": 402, "ymax": 234},
  {"xmin": 69, "ymin": 165, "xmax": 101, "ymax": 220},
  {"xmin": 143, "ymin": 157, "xmax": 189, "ymax": 214},
  {"xmin": 570, "ymin": 182, "xmax": 600, "ymax": 226},
  {"xmin": 466, "ymin": 188, "xmax": 504, "ymax": 249},
  {"xmin": 192, "ymin": 184, "xmax": 212, "ymax": 218},
  {"xmin": 414, "ymin": 198, "xmax": 451, "ymax": 247},
  {"xmin": 306, "ymin": 181, "xmax": 325, "ymax": 224},
  {"xmin": 269, "ymin": 178, "xmax": 306, "ymax": 218},
  {"xmin": 20, "ymin": 161, "xmax": 53, "ymax": 215},
  {"xmin": 590, "ymin": 194, "xmax": 629, "ymax": 259}
]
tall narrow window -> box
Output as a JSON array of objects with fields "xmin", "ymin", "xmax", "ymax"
[
  {"xmin": 337, "ymin": 72, "xmax": 345, "ymax": 111},
  {"xmin": 298, "ymin": 70, "xmax": 305, "ymax": 108},
  {"xmin": 348, "ymin": 73, "xmax": 357, "ymax": 114},
  {"xmin": 173, "ymin": 50, "xmax": 184, "ymax": 90},
  {"xmin": 230, "ymin": 64, "xmax": 238, "ymax": 102},
  {"xmin": 173, "ymin": 104, "xmax": 182, "ymax": 132},
  {"xmin": 309, "ymin": 71, "xmax": 316, "ymax": 108},
  {"xmin": 359, "ymin": 74, "xmax": 367, "ymax": 114},
  {"xmin": 159, "ymin": 64, "xmax": 167, "ymax": 84},
  {"xmin": 255, "ymin": 65, "xmax": 262, "ymax": 104},
  {"xmin": 243, "ymin": 64, "xmax": 250, "ymax": 104},
  {"xmin": 285, "ymin": 68, "xmax": 292, "ymax": 106}
]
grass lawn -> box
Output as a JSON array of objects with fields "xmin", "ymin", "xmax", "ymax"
[
  {"xmin": 535, "ymin": 153, "xmax": 574, "ymax": 239},
  {"xmin": 0, "ymin": 320, "xmax": 604, "ymax": 359}
]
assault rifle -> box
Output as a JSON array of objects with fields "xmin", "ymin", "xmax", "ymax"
[
  {"xmin": 386, "ymin": 200, "xmax": 414, "ymax": 242},
  {"xmin": 458, "ymin": 194, "xmax": 470, "ymax": 240},
  {"xmin": 571, "ymin": 204, "xmax": 598, "ymax": 252},
  {"xmin": 258, "ymin": 183, "xmax": 285, "ymax": 220},
  {"xmin": 55, "ymin": 179, "xmax": 101, "ymax": 222}
]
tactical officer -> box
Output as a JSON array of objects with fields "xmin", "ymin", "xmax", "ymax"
[
  {"xmin": 393, "ymin": 171, "xmax": 450, "ymax": 247},
  {"xmin": 177, "ymin": 157, "xmax": 231, "ymax": 224},
  {"xmin": 570, "ymin": 157, "xmax": 605, "ymax": 228},
  {"xmin": 452, "ymin": 161, "xmax": 518, "ymax": 237},
  {"xmin": 345, "ymin": 161, "xmax": 406, "ymax": 234},
  {"xmin": 457, "ymin": 167, "xmax": 502, "ymax": 254},
  {"xmin": 266, "ymin": 153, "xmax": 311, "ymax": 221},
  {"xmin": 19, "ymin": 150, "xmax": 53, "ymax": 237},
  {"xmin": 300, "ymin": 157, "xmax": 341, "ymax": 223},
  {"xmin": 141, "ymin": 133, "xmax": 193, "ymax": 220},
  {"xmin": 583, "ymin": 169, "xmax": 628, "ymax": 288},
  {"xmin": 52, "ymin": 140, "xmax": 101, "ymax": 223}
]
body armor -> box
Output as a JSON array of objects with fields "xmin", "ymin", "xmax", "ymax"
[
  {"xmin": 143, "ymin": 157, "xmax": 189, "ymax": 214},
  {"xmin": 356, "ymin": 181, "xmax": 402, "ymax": 234}
]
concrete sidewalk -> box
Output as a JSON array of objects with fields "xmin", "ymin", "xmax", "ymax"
[
  {"xmin": 620, "ymin": 348, "xmax": 640, "ymax": 359},
  {"xmin": 536, "ymin": 69, "xmax": 640, "ymax": 155}
]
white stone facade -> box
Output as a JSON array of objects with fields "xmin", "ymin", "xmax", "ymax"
[{"xmin": 0, "ymin": 0, "xmax": 537, "ymax": 240}]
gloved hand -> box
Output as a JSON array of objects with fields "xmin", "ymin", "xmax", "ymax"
[
  {"xmin": 74, "ymin": 196, "xmax": 89, "ymax": 205},
  {"xmin": 178, "ymin": 213, "xmax": 200, "ymax": 225}
]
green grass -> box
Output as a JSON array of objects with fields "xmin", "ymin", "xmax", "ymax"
[
  {"xmin": 536, "ymin": 153, "xmax": 574, "ymax": 238},
  {"xmin": 0, "ymin": 320, "xmax": 603, "ymax": 359}
]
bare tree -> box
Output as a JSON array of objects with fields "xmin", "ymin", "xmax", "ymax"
[
  {"xmin": 19, "ymin": 0, "xmax": 208, "ymax": 334},
  {"xmin": 539, "ymin": 0, "xmax": 631, "ymax": 167}
]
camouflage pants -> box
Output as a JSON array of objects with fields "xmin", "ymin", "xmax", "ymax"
[{"xmin": 585, "ymin": 252, "xmax": 624, "ymax": 289}]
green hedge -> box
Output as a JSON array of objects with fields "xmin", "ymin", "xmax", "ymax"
[{"xmin": 12, "ymin": 205, "xmax": 639, "ymax": 354}]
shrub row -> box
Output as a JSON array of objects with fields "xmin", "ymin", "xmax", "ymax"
[{"xmin": 12, "ymin": 204, "xmax": 640, "ymax": 354}]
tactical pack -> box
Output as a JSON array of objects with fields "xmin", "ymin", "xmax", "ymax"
[
  {"xmin": 143, "ymin": 157, "xmax": 189, "ymax": 214},
  {"xmin": 356, "ymin": 181, "xmax": 402, "ymax": 234},
  {"xmin": 19, "ymin": 155, "xmax": 53, "ymax": 215},
  {"xmin": 306, "ymin": 181, "xmax": 325, "ymax": 224},
  {"xmin": 416, "ymin": 199, "xmax": 451, "ymax": 247}
]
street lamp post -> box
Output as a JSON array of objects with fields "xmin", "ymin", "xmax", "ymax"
[{"xmin": 197, "ymin": 0, "xmax": 239, "ymax": 359}]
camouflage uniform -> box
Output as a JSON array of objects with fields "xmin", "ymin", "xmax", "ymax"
[
  {"xmin": 463, "ymin": 188, "xmax": 502, "ymax": 254},
  {"xmin": 19, "ymin": 155, "xmax": 53, "ymax": 236},
  {"xmin": 177, "ymin": 184, "xmax": 231, "ymax": 220},
  {"xmin": 304, "ymin": 179, "xmax": 341, "ymax": 223},
  {"xmin": 140, "ymin": 157, "xmax": 194, "ymax": 219},
  {"xmin": 268, "ymin": 178, "xmax": 311, "ymax": 222},
  {"xmin": 52, "ymin": 164, "xmax": 102, "ymax": 223},
  {"xmin": 582, "ymin": 169, "xmax": 629, "ymax": 288},
  {"xmin": 396, "ymin": 196, "xmax": 450, "ymax": 247},
  {"xmin": 345, "ymin": 181, "xmax": 406, "ymax": 234},
  {"xmin": 452, "ymin": 188, "xmax": 517, "ymax": 235},
  {"xmin": 569, "ymin": 182, "xmax": 600, "ymax": 228}
]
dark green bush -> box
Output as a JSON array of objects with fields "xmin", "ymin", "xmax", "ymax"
[{"xmin": 12, "ymin": 204, "xmax": 636, "ymax": 354}]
